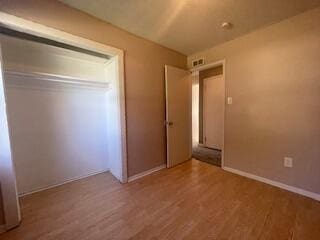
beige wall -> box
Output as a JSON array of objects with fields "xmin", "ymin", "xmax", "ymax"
[
  {"xmin": 0, "ymin": 0, "xmax": 186, "ymax": 225},
  {"xmin": 0, "ymin": 0, "xmax": 186, "ymax": 175},
  {"xmin": 189, "ymin": 7, "xmax": 320, "ymax": 194}
]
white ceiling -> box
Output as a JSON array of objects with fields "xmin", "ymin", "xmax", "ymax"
[{"xmin": 59, "ymin": 0, "xmax": 320, "ymax": 55}]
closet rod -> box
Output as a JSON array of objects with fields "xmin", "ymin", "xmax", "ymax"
[
  {"xmin": 0, "ymin": 27, "xmax": 111, "ymax": 60},
  {"xmin": 4, "ymin": 70, "xmax": 110, "ymax": 89}
]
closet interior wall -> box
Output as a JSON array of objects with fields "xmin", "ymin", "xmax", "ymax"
[{"xmin": 0, "ymin": 34, "xmax": 114, "ymax": 195}]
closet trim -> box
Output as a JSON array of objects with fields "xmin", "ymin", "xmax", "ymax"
[
  {"xmin": 5, "ymin": 70, "xmax": 110, "ymax": 89},
  {"xmin": 0, "ymin": 12, "xmax": 128, "ymax": 230}
]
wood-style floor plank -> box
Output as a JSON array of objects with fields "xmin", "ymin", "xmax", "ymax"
[{"xmin": 0, "ymin": 159, "xmax": 319, "ymax": 240}]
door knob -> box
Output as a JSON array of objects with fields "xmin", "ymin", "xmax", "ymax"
[{"xmin": 164, "ymin": 121, "xmax": 174, "ymax": 126}]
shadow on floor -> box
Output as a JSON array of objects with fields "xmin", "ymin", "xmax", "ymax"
[{"xmin": 192, "ymin": 146, "xmax": 221, "ymax": 167}]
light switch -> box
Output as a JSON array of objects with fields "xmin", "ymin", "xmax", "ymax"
[
  {"xmin": 284, "ymin": 157, "xmax": 293, "ymax": 168},
  {"xmin": 227, "ymin": 97, "xmax": 233, "ymax": 105}
]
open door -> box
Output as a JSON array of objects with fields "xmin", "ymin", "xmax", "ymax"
[
  {"xmin": 165, "ymin": 65, "xmax": 192, "ymax": 168},
  {"xmin": 0, "ymin": 44, "xmax": 20, "ymax": 230}
]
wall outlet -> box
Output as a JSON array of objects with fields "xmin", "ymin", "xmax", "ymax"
[{"xmin": 284, "ymin": 157, "xmax": 293, "ymax": 168}]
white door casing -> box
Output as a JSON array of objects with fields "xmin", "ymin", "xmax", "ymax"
[{"xmin": 0, "ymin": 44, "xmax": 21, "ymax": 230}]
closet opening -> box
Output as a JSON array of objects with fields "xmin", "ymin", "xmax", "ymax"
[{"xmin": 0, "ymin": 15, "xmax": 127, "ymax": 231}]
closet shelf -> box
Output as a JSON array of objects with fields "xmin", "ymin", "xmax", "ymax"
[{"xmin": 4, "ymin": 70, "xmax": 110, "ymax": 89}]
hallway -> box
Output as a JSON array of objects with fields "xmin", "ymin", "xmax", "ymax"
[{"xmin": 192, "ymin": 146, "xmax": 221, "ymax": 166}]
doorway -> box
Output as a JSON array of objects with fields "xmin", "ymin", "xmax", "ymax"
[
  {"xmin": 191, "ymin": 62, "xmax": 225, "ymax": 167},
  {"xmin": 164, "ymin": 61, "xmax": 225, "ymax": 169}
]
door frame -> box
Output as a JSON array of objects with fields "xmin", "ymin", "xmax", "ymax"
[
  {"xmin": 190, "ymin": 60, "xmax": 226, "ymax": 168},
  {"xmin": 0, "ymin": 12, "xmax": 128, "ymax": 230}
]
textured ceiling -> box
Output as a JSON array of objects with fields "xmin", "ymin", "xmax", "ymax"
[{"xmin": 59, "ymin": 0, "xmax": 320, "ymax": 55}]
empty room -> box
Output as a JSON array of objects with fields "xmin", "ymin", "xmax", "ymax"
[{"xmin": 0, "ymin": 0, "xmax": 319, "ymax": 239}]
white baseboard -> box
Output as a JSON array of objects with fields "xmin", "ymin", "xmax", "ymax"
[
  {"xmin": 19, "ymin": 169, "xmax": 109, "ymax": 197},
  {"xmin": 128, "ymin": 164, "xmax": 166, "ymax": 182},
  {"xmin": 223, "ymin": 166, "xmax": 320, "ymax": 202},
  {"xmin": 0, "ymin": 225, "xmax": 6, "ymax": 234}
]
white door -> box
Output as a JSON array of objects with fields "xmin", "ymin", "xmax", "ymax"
[
  {"xmin": 0, "ymin": 44, "xmax": 20, "ymax": 230},
  {"xmin": 165, "ymin": 65, "xmax": 192, "ymax": 168},
  {"xmin": 203, "ymin": 75, "xmax": 224, "ymax": 150}
]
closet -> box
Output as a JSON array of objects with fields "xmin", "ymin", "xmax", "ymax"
[{"xmin": 0, "ymin": 32, "xmax": 123, "ymax": 196}]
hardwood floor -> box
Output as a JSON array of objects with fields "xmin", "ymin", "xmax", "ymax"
[{"xmin": 1, "ymin": 159, "xmax": 319, "ymax": 240}]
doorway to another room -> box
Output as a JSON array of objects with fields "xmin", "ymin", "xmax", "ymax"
[
  {"xmin": 192, "ymin": 63, "xmax": 225, "ymax": 167},
  {"xmin": 164, "ymin": 61, "xmax": 225, "ymax": 169}
]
